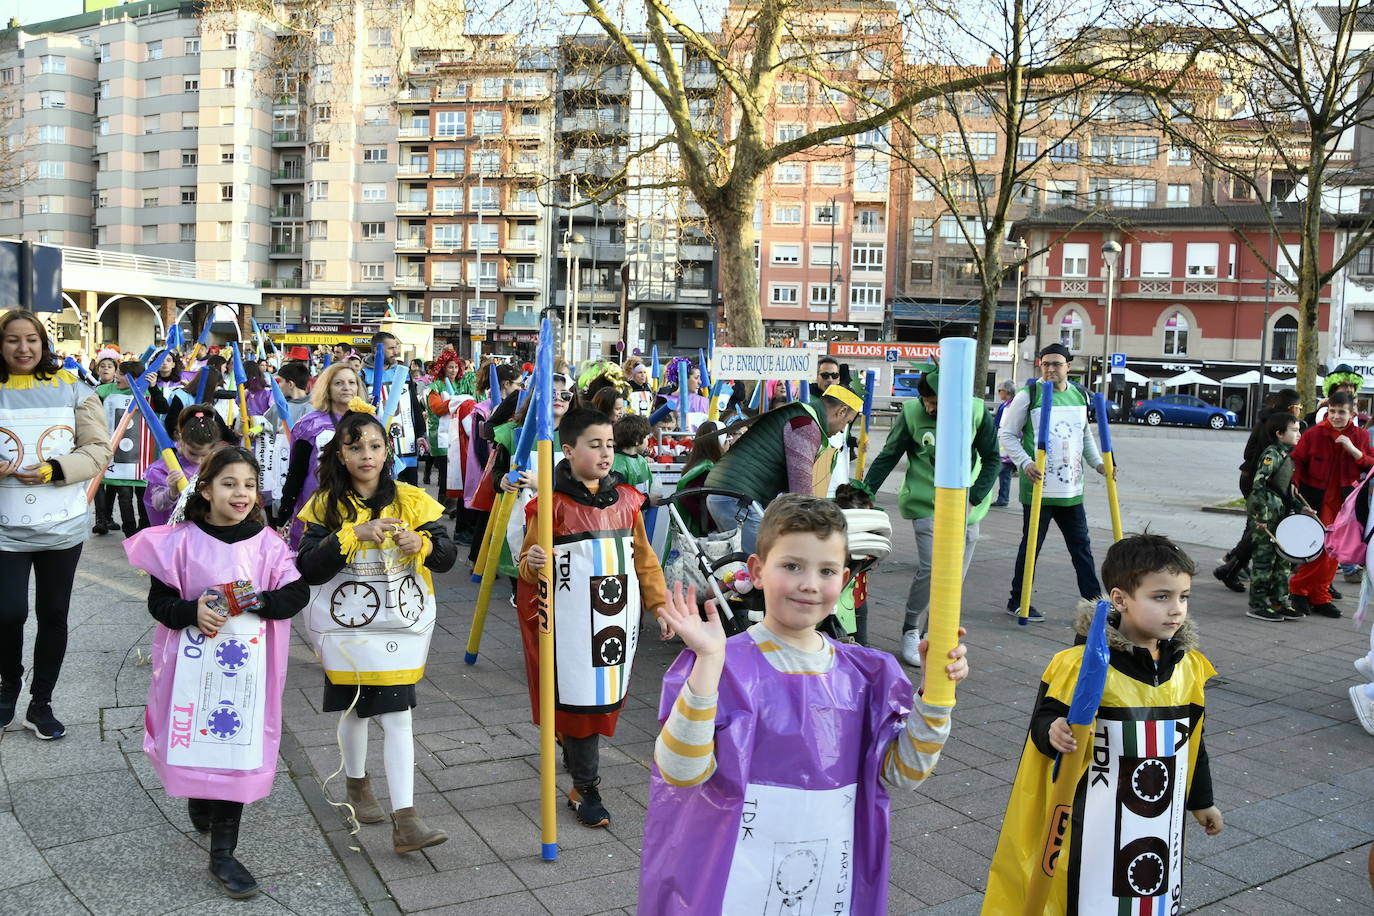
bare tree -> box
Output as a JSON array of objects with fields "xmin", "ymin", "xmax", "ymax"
[{"xmin": 1157, "ymin": 0, "xmax": 1374, "ymax": 407}]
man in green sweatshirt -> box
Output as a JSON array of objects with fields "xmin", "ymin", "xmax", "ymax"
[{"xmin": 863, "ymin": 363, "xmax": 998, "ymax": 666}]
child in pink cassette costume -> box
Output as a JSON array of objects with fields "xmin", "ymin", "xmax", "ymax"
[{"xmin": 124, "ymin": 445, "xmax": 308, "ymax": 900}]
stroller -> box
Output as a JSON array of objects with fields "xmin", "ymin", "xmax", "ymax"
[{"xmin": 657, "ymin": 487, "xmax": 893, "ymax": 641}]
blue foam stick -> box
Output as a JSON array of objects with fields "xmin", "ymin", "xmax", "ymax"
[
  {"xmin": 1052, "ymin": 599, "xmax": 1111, "ymax": 781},
  {"xmin": 168, "ymin": 324, "xmax": 184, "ymax": 353},
  {"xmin": 229, "ymin": 341, "xmax": 248, "ymax": 387},
  {"xmin": 194, "ymin": 364, "xmax": 212, "ymax": 403},
  {"xmin": 799, "ymin": 379, "xmax": 810, "ymax": 403},
  {"xmin": 379, "ymin": 371, "xmax": 409, "ymax": 427},
  {"xmin": 933, "ymin": 338, "xmax": 976, "ymax": 489},
  {"xmin": 698, "ymin": 348, "xmax": 710, "ymax": 390},
  {"xmin": 370, "ymin": 355, "xmax": 384, "ymax": 407},
  {"xmin": 534, "ymin": 317, "xmax": 555, "ymax": 444},
  {"xmin": 749, "ymin": 379, "xmax": 763, "ymax": 410},
  {"xmin": 124, "ymin": 374, "xmax": 177, "ymax": 455},
  {"xmin": 267, "ymin": 370, "xmax": 295, "ymax": 433},
  {"xmin": 508, "ymin": 376, "xmax": 543, "ymax": 482},
  {"xmin": 63, "ymin": 356, "xmax": 97, "ymax": 387},
  {"xmin": 140, "ymin": 345, "xmax": 155, "ymax": 365},
  {"xmin": 650, "ymin": 345, "xmax": 660, "ymax": 384},
  {"xmin": 1037, "ymin": 380, "xmax": 1054, "ymax": 452},
  {"xmin": 862, "ymin": 369, "xmax": 876, "ymax": 423},
  {"xmin": 322, "ymin": 351, "xmax": 331, "ymax": 370},
  {"xmin": 139, "ymin": 347, "xmax": 169, "ymax": 390},
  {"xmin": 487, "ymin": 363, "xmax": 501, "ymax": 409},
  {"xmin": 784, "ymin": 380, "xmax": 795, "ymax": 402},
  {"xmin": 193, "ymin": 318, "xmax": 212, "ymax": 352},
  {"xmin": 1093, "ymin": 391, "xmax": 1113, "ymax": 454}
]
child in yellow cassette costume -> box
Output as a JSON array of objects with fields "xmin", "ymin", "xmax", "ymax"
[{"xmin": 984, "ymin": 534, "xmax": 1224, "ymax": 916}]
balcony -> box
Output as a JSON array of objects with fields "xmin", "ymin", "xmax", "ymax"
[
  {"xmin": 272, "ymin": 167, "xmax": 304, "ymax": 183},
  {"xmin": 684, "ymin": 70, "xmax": 715, "ymax": 90},
  {"xmin": 395, "ymin": 236, "xmax": 426, "ymax": 251},
  {"xmin": 397, "ymin": 162, "xmax": 430, "ymax": 178},
  {"xmin": 258, "ymin": 277, "xmax": 303, "ymax": 289},
  {"xmin": 395, "ymin": 87, "xmax": 436, "ymax": 103},
  {"xmin": 271, "ymin": 205, "xmax": 303, "ymax": 219},
  {"xmin": 559, "ymin": 112, "xmax": 627, "ymax": 134},
  {"xmin": 679, "ymin": 243, "xmax": 714, "ymax": 261},
  {"xmin": 393, "ymin": 273, "xmax": 426, "ymax": 289},
  {"xmin": 269, "ymin": 243, "xmax": 303, "ymax": 256},
  {"xmin": 396, "ymin": 200, "xmax": 428, "ymax": 215},
  {"xmin": 398, "ymin": 126, "xmax": 431, "ymax": 139},
  {"xmin": 679, "ymin": 285, "xmax": 712, "ymax": 298},
  {"xmin": 559, "ymin": 156, "xmax": 625, "ymax": 178},
  {"xmin": 272, "ymin": 130, "xmax": 305, "ymax": 145},
  {"xmin": 502, "ymin": 277, "xmax": 541, "ymax": 292},
  {"xmin": 504, "ymin": 238, "xmax": 540, "ymax": 251},
  {"xmin": 508, "ymin": 123, "xmax": 542, "ymax": 138}
]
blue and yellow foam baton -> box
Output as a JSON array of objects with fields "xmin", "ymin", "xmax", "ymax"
[
  {"xmin": 855, "ymin": 368, "xmax": 876, "ymax": 478},
  {"xmin": 1018, "ymin": 380, "xmax": 1055, "ymax": 624},
  {"xmin": 124, "ymin": 373, "xmax": 187, "ymax": 493},
  {"xmin": 925, "ymin": 338, "xmax": 974, "ymax": 708},
  {"xmin": 531, "ymin": 317, "xmax": 558, "ymax": 861},
  {"xmin": 229, "ymin": 342, "xmax": 251, "ymax": 445},
  {"xmin": 1092, "ymin": 392, "xmax": 1123, "ymax": 543}
]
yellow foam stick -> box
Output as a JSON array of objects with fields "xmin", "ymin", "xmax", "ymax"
[
  {"xmin": 1019, "ymin": 380, "xmax": 1055, "ymax": 622},
  {"xmin": 464, "ymin": 489, "xmax": 517, "ymax": 664},
  {"xmin": 536, "ymin": 436, "xmax": 557, "ymax": 860},
  {"xmin": 1103, "ymin": 451, "xmax": 1123, "ymax": 543},
  {"xmin": 471, "ymin": 490, "xmax": 503, "ymax": 580},
  {"xmin": 924, "ymin": 486, "xmax": 967, "ymax": 708}
]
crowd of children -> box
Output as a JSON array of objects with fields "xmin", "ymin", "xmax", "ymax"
[{"xmin": 19, "ymin": 330, "xmax": 1374, "ymax": 912}]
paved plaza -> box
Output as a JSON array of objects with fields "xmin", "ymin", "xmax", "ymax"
[{"xmin": 2, "ymin": 423, "xmax": 1372, "ymax": 915}]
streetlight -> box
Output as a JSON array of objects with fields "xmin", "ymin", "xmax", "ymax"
[
  {"xmin": 561, "ymin": 231, "xmax": 584, "ymax": 364},
  {"xmin": 827, "ymin": 195, "xmax": 840, "ymax": 349},
  {"xmin": 1012, "ymin": 238, "xmax": 1028, "ymax": 382},
  {"xmin": 1100, "ymin": 239, "xmax": 1122, "ymax": 395},
  {"xmin": 1258, "ymin": 195, "xmax": 1284, "ymax": 409}
]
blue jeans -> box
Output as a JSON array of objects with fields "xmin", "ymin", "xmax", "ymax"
[
  {"xmin": 706, "ymin": 494, "xmax": 765, "ymax": 556},
  {"xmin": 1007, "ymin": 501, "xmax": 1101, "ymax": 607},
  {"xmin": 996, "ymin": 461, "xmax": 1014, "ymax": 504}
]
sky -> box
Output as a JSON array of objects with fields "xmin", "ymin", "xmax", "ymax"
[{"xmin": 1, "ymin": 0, "xmax": 83, "ymax": 27}]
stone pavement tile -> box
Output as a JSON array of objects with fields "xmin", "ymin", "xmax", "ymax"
[
  {"xmin": 887, "ymin": 845, "xmax": 975, "ymax": 906},
  {"xmin": 0, "ymin": 877, "xmax": 86, "ymax": 916},
  {"xmin": 532, "ymin": 868, "xmax": 639, "ymax": 916},
  {"xmin": 442, "ymin": 775, "xmax": 543, "ymax": 812},
  {"xmin": 387, "ymin": 863, "xmax": 525, "ymax": 911},
  {"xmin": 351, "ymin": 821, "xmax": 440, "ymax": 882},
  {"xmin": 416, "ymin": 814, "xmax": 503, "ymax": 872},
  {"xmin": 1201, "ymin": 836, "xmax": 1313, "ymax": 886},
  {"xmin": 408, "ymin": 891, "xmax": 551, "ymax": 915},
  {"xmin": 1325, "ymin": 842, "xmax": 1372, "ymax": 878},
  {"xmin": 1261, "ymin": 859, "xmax": 1374, "ymax": 915},
  {"xmin": 890, "ymin": 800, "xmax": 972, "ymax": 843},
  {"xmin": 1179, "ymin": 861, "xmax": 1248, "ymax": 909},
  {"xmin": 504, "ymin": 838, "xmax": 638, "ymax": 890},
  {"xmin": 466, "ymin": 803, "xmax": 544, "ymax": 860},
  {"xmin": 12, "ymin": 768, "xmax": 162, "ymax": 848},
  {"xmin": 1184, "ymin": 819, "xmax": 1255, "ymax": 856},
  {"xmin": 236, "ymin": 812, "xmax": 341, "ymax": 875},
  {"xmin": 257, "ymin": 858, "xmax": 371, "ymax": 916},
  {"xmin": 1220, "ymin": 799, "xmax": 1310, "ymax": 837},
  {"xmin": 44, "ymin": 823, "xmax": 214, "ymax": 916},
  {"xmin": 1328, "ymin": 801, "xmax": 1374, "ymax": 835},
  {"xmin": 1271, "ymin": 781, "xmax": 1365, "ymax": 817},
  {"xmin": 166, "ymin": 894, "xmax": 294, "ymax": 915},
  {"xmin": 425, "ymin": 757, "xmax": 539, "ymax": 793},
  {"xmin": 1268, "ymin": 817, "xmax": 1373, "ymax": 860},
  {"xmin": 896, "ymin": 833, "xmax": 989, "ymax": 893},
  {"xmin": 0, "ymin": 811, "xmax": 53, "ymax": 891},
  {"xmin": 906, "ymin": 891, "xmax": 983, "ymax": 916},
  {"xmin": 943, "ymin": 818, "xmax": 1003, "ymax": 859}
]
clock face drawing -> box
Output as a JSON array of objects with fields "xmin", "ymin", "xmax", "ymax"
[
  {"xmin": 0, "ymin": 427, "xmax": 22, "ymax": 466},
  {"xmin": 329, "ymin": 582, "xmax": 381, "ymax": 628},
  {"xmin": 36, "ymin": 425, "xmax": 74, "ymax": 461},
  {"xmin": 396, "ymin": 575, "xmax": 424, "ymax": 621}
]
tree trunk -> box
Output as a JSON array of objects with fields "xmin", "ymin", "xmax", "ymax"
[
  {"xmin": 974, "ymin": 244, "xmax": 1003, "ymax": 398},
  {"xmin": 709, "ymin": 192, "xmax": 763, "ymax": 348},
  {"xmin": 1295, "ymin": 197, "xmax": 1323, "ymax": 413}
]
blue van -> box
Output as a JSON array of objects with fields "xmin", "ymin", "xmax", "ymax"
[{"xmin": 892, "ymin": 372, "xmax": 923, "ymax": 398}]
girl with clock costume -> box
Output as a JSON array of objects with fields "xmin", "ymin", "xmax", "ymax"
[
  {"xmin": 295, "ymin": 405, "xmax": 458, "ymax": 855},
  {"xmin": 0, "ymin": 311, "xmax": 113, "ymax": 741},
  {"xmin": 124, "ymin": 446, "xmax": 307, "ymax": 899}
]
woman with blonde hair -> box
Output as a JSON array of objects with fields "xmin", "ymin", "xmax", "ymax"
[{"xmin": 275, "ymin": 362, "xmax": 364, "ymax": 546}]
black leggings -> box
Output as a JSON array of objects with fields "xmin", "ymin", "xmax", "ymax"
[
  {"xmin": 97, "ymin": 485, "xmax": 149, "ymax": 534},
  {"xmin": 0, "ymin": 543, "xmax": 84, "ymax": 704}
]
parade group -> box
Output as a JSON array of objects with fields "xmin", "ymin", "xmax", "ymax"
[{"xmin": 0, "ymin": 305, "xmax": 1371, "ymax": 914}]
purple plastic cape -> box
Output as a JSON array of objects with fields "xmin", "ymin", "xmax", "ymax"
[
  {"xmin": 638, "ymin": 633, "xmax": 911, "ymax": 915},
  {"xmin": 285, "ymin": 409, "xmax": 337, "ymax": 547},
  {"xmin": 123, "ymin": 523, "xmax": 299, "ymax": 803}
]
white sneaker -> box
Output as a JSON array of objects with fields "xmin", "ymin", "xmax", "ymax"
[
  {"xmin": 1355, "ymin": 656, "xmax": 1373, "ymax": 680},
  {"xmin": 1349, "ymin": 685, "xmax": 1374, "ymax": 737},
  {"xmin": 900, "ymin": 630, "xmax": 922, "ymax": 668}
]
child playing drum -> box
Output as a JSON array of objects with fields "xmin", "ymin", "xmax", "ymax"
[{"xmin": 1246, "ymin": 412, "xmax": 1308, "ymax": 621}]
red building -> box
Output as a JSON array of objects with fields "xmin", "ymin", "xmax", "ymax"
[{"xmin": 1012, "ymin": 204, "xmax": 1335, "ymax": 423}]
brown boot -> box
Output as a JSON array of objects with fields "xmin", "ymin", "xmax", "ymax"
[
  {"xmin": 392, "ymin": 806, "xmax": 447, "ymax": 854},
  {"xmin": 345, "ymin": 776, "xmax": 386, "ymax": 824}
]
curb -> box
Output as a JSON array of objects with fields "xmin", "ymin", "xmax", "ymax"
[{"xmin": 1200, "ymin": 504, "xmax": 1246, "ymax": 516}]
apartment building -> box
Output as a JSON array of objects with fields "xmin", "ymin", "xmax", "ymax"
[
  {"xmin": 722, "ymin": 0, "xmax": 902, "ymax": 346},
  {"xmin": 392, "ymin": 39, "xmax": 557, "ymax": 351}
]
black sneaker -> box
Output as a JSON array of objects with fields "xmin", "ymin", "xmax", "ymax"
[
  {"xmin": 0, "ymin": 681, "xmax": 19, "ymax": 729},
  {"xmin": 1289, "ymin": 595, "xmax": 1311, "ymax": 616},
  {"xmin": 1246, "ymin": 607, "xmax": 1285, "ymax": 622},
  {"xmin": 1329, "ymin": 587, "xmax": 1344, "ymax": 600},
  {"xmin": 1310, "ymin": 602, "xmax": 1342, "ymax": 618},
  {"xmin": 568, "ymin": 784, "xmax": 610, "ymax": 828},
  {"xmin": 24, "ymin": 703, "xmax": 65, "ymax": 740},
  {"xmin": 1278, "ymin": 604, "xmax": 1304, "ymax": 620},
  {"xmin": 1005, "ymin": 604, "xmax": 1044, "ymax": 622},
  {"xmin": 1213, "ymin": 565, "xmax": 1245, "ymax": 593}
]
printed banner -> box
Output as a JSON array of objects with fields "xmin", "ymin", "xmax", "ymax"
[
  {"xmin": 165, "ymin": 612, "xmax": 268, "ymax": 771},
  {"xmin": 253, "ymin": 427, "xmax": 291, "ymax": 498},
  {"xmin": 711, "ymin": 348, "xmax": 817, "ymax": 381}
]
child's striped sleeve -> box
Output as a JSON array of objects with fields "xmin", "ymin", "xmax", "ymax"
[
  {"xmin": 653, "ymin": 682, "xmax": 718, "ymax": 787},
  {"xmin": 882, "ymin": 698, "xmax": 952, "ymax": 789}
]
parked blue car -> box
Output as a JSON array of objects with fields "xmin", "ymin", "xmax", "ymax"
[
  {"xmin": 892, "ymin": 372, "xmax": 923, "ymax": 398},
  {"xmin": 1130, "ymin": 394, "xmax": 1237, "ymax": 429}
]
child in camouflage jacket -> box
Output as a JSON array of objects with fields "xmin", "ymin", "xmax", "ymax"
[{"xmin": 1246, "ymin": 412, "xmax": 1305, "ymax": 621}]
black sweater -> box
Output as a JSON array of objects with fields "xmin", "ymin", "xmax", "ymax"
[{"xmin": 146, "ymin": 519, "xmax": 309, "ymax": 629}]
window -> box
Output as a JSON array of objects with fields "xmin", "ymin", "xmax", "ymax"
[
  {"xmin": 1139, "ymin": 242, "xmax": 1172, "ymax": 277},
  {"xmin": 850, "ymin": 282, "xmax": 883, "ymax": 311},
  {"xmin": 809, "ymin": 285, "xmax": 834, "ymax": 307},
  {"xmin": 143, "ymin": 151, "xmax": 160, "ymax": 170},
  {"xmin": 480, "ymin": 76, "xmax": 504, "ymax": 97},
  {"xmin": 472, "ymin": 148, "xmax": 499, "ymax": 174},
  {"xmin": 1088, "ymin": 178, "xmax": 1155, "ymax": 208},
  {"xmin": 145, "ymin": 77, "xmax": 161, "ymax": 96},
  {"xmin": 310, "ymin": 143, "xmax": 330, "ymax": 161},
  {"xmin": 36, "ymin": 161, "xmax": 64, "ymax": 179},
  {"xmin": 219, "ymin": 183, "xmax": 235, "ymax": 202},
  {"xmin": 221, "ymin": 146, "xmax": 235, "ymax": 164},
  {"xmin": 1357, "ymin": 245, "xmax": 1374, "ymax": 276},
  {"xmin": 1017, "ymin": 138, "xmax": 1038, "ymax": 160},
  {"xmin": 771, "ymin": 243, "xmax": 801, "ymax": 265},
  {"xmin": 363, "ymin": 146, "xmax": 388, "ymax": 163},
  {"xmin": 362, "ymin": 183, "xmax": 386, "ymax": 202},
  {"xmin": 1162, "ymin": 311, "xmax": 1188, "ymax": 356},
  {"xmin": 39, "ymin": 91, "xmax": 65, "ymax": 110},
  {"xmin": 953, "ymin": 176, "xmax": 995, "ymax": 202},
  {"xmin": 144, "ymin": 115, "xmax": 161, "ymax": 134},
  {"xmin": 434, "ymin": 188, "xmax": 462, "ymax": 211},
  {"xmin": 314, "ymin": 63, "xmax": 332, "ymax": 84},
  {"xmin": 98, "ymin": 80, "xmax": 110, "ymax": 99},
  {"xmin": 179, "ymin": 223, "xmax": 195, "ymax": 242},
  {"xmin": 308, "ymin": 181, "xmax": 329, "ymax": 201},
  {"xmin": 1047, "ymin": 180, "xmax": 1077, "ymax": 205},
  {"xmin": 361, "ymin": 222, "xmax": 385, "ymax": 240},
  {"xmin": 910, "ymin": 260, "xmax": 933, "ymax": 283},
  {"xmin": 1230, "ymin": 176, "xmax": 1256, "ymax": 200},
  {"xmin": 1271, "ymin": 315, "xmax": 1298, "ymax": 361},
  {"xmin": 185, "ymin": 37, "xmax": 200, "ymax": 55},
  {"xmin": 467, "ymin": 258, "xmax": 497, "ymax": 282},
  {"xmin": 939, "ymin": 214, "xmax": 985, "ymax": 242},
  {"xmin": 1167, "ymin": 145, "xmax": 1192, "ymax": 166},
  {"xmin": 308, "ymin": 221, "xmax": 326, "ymax": 240},
  {"xmin": 362, "ymin": 263, "xmax": 385, "ymax": 280},
  {"xmin": 184, "ymin": 76, "xmax": 199, "ymax": 92},
  {"xmin": 224, "ymin": 32, "xmax": 237, "ymax": 49},
  {"xmin": 813, "ymin": 202, "xmax": 839, "ymax": 225},
  {"xmin": 181, "ymin": 150, "xmax": 197, "ymax": 166},
  {"xmin": 433, "ymin": 224, "xmax": 462, "ymax": 247},
  {"xmin": 181, "ymin": 187, "xmax": 197, "ymax": 204},
  {"xmin": 855, "ymin": 159, "xmax": 888, "ymax": 193},
  {"xmin": 436, "ymin": 110, "xmax": 466, "ymax": 137},
  {"xmin": 775, "ymin": 162, "xmax": 803, "ymax": 183},
  {"xmin": 37, "ymin": 125, "xmax": 64, "ymax": 144},
  {"xmin": 1048, "ymin": 138, "xmax": 1078, "ymax": 162},
  {"xmin": 852, "ymin": 242, "xmax": 884, "ymax": 270},
  {"xmin": 470, "ymin": 186, "xmax": 498, "ymax": 211},
  {"xmin": 1061, "ymin": 243, "xmax": 1089, "ymax": 277},
  {"xmin": 967, "ymin": 132, "xmax": 997, "ymax": 159},
  {"xmin": 857, "ymin": 208, "xmax": 882, "ymax": 232},
  {"xmin": 365, "ymin": 69, "xmax": 392, "ymax": 88},
  {"xmin": 770, "ymin": 284, "xmax": 800, "ymax": 305},
  {"xmin": 514, "ymin": 188, "xmax": 538, "ymax": 209},
  {"xmin": 40, "ymin": 55, "xmax": 66, "ymax": 74},
  {"xmin": 811, "ymin": 163, "xmax": 842, "ymax": 185},
  {"xmin": 1184, "ymin": 242, "xmax": 1218, "ymax": 277},
  {"xmin": 1089, "ymin": 135, "xmax": 1158, "ymax": 164},
  {"xmin": 368, "ymin": 27, "xmax": 392, "ymax": 46},
  {"xmin": 436, "ymin": 148, "xmax": 464, "ymax": 173},
  {"xmin": 810, "ymin": 244, "xmax": 839, "ymax": 267},
  {"xmin": 309, "ymin": 261, "xmax": 325, "ymax": 280},
  {"xmin": 1167, "ymin": 184, "xmax": 1191, "ymax": 208},
  {"xmin": 147, "ymin": 40, "xmax": 163, "ymax": 60},
  {"xmin": 1050, "ymin": 98, "xmax": 1078, "ymax": 120},
  {"xmin": 776, "ymin": 124, "xmax": 804, "ymax": 142},
  {"xmin": 940, "ymin": 257, "xmax": 978, "ymax": 283},
  {"xmin": 912, "ymin": 217, "xmax": 934, "ymax": 242},
  {"xmin": 773, "ymin": 204, "xmax": 801, "ymax": 224},
  {"xmin": 778, "ymin": 83, "xmax": 806, "ymax": 103},
  {"xmin": 962, "ymin": 93, "xmax": 993, "ymax": 118},
  {"xmin": 473, "ymin": 110, "xmax": 502, "ymax": 135},
  {"xmin": 1060, "ymin": 310, "xmax": 1084, "ymax": 351},
  {"xmin": 143, "ymin": 225, "xmax": 158, "ymax": 244},
  {"xmin": 317, "ymin": 26, "xmax": 333, "ymax": 45},
  {"xmin": 99, "ymin": 43, "xmax": 110, "ymax": 62},
  {"xmin": 313, "ymin": 104, "xmax": 332, "ymax": 123}
]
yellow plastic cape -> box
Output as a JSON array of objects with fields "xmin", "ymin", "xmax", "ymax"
[{"xmin": 982, "ymin": 646, "xmax": 1216, "ymax": 916}]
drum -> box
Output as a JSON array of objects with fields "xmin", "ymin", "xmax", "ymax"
[{"xmin": 1273, "ymin": 514, "xmax": 1326, "ymax": 564}]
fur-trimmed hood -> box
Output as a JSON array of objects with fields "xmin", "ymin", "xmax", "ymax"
[{"xmin": 1073, "ymin": 598, "xmax": 1198, "ymax": 659}]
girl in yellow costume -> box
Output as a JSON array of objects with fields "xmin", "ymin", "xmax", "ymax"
[
  {"xmin": 984, "ymin": 534, "xmax": 1224, "ymax": 916},
  {"xmin": 295, "ymin": 402, "xmax": 457, "ymax": 855}
]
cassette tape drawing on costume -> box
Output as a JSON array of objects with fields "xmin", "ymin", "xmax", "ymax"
[
  {"xmin": 167, "ymin": 613, "xmax": 269, "ymax": 770},
  {"xmin": 0, "ymin": 409, "xmax": 84, "ymax": 525}
]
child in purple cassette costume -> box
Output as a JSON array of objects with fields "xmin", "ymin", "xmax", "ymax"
[
  {"xmin": 142, "ymin": 405, "xmax": 235, "ymax": 526},
  {"xmin": 275, "ymin": 362, "xmax": 364, "ymax": 547},
  {"xmin": 640, "ymin": 494, "xmax": 969, "ymax": 915},
  {"xmin": 124, "ymin": 446, "xmax": 308, "ymax": 900}
]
